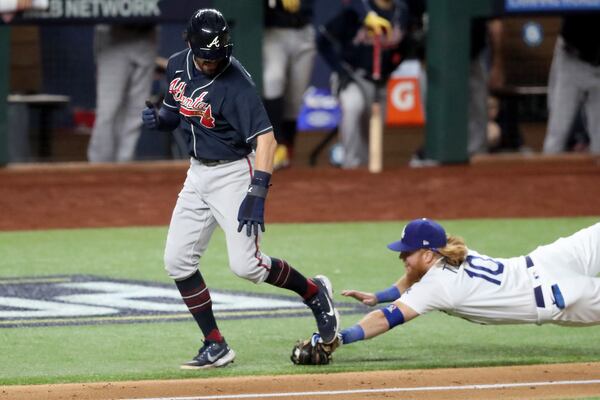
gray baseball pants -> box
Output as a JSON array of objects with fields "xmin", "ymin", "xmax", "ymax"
[
  {"xmin": 544, "ymin": 37, "xmax": 600, "ymax": 154},
  {"xmin": 164, "ymin": 155, "xmax": 273, "ymax": 283}
]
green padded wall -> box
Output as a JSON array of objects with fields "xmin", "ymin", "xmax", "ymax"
[{"xmin": 425, "ymin": 0, "xmax": 494, "ymax": 163}]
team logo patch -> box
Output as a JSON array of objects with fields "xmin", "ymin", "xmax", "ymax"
[
  {"xmin": 169, "ymin": 78, "xmax": 216, "ymax": 128},
  {"xmin": 207, "ymin": 36, "xmax": 220, "ymax": 48},
  {"xmin": 0, "ymin": 275, "xmax": 366, "ymax": 328}
]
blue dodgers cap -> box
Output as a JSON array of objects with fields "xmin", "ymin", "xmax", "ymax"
[{"xmin": 387, "ymin": 218, "xmax": 447, "ymax": 252}]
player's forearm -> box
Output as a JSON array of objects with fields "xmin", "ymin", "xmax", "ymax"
[
  {"xmin": 358, "ymin": 309, "xmax": 392, "ymax": 339},
  {"xmin": 254, "ymin": 131, "xmax": 277, "ymax": 174},
  {"xmin": 341, "ymin": 301, "xmax": 417, "ymax": 345},
  {"xmin": 157, "ymin": 107, "xmax": 180, "ymax": 132}
]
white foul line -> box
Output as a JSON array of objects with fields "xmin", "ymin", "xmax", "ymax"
[{"xmin": 127, "ymin": 379, "xmax": 600, "ymax": 400}]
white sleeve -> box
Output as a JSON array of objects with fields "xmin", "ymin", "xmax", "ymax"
[{"xmin": 398, "ymin": 268, "xmax": 455, "ymax": 315}]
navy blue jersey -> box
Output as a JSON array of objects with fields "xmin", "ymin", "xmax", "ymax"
[{"xmin": 162, "ymin": 49, "xmax": 273, "ymax": 160}]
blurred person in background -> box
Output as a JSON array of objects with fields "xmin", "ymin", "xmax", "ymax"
[
  {"xmin": 317, "ymin": 0, "xmax": 408, "ymax": 169},
  {"xmin": 543, "ymin": 14, "xmax": 600, "ymax": 155},
  {"xmin": 468, "ymin": 17, "xmax": 504, "ymax": 155},
  {"xmin": 87, "ymin": 23, "xmax": 157, "ymax": 163},
  {"xmin": 262, "ymin": 0, "xmax": 316, "ymax": 170}
]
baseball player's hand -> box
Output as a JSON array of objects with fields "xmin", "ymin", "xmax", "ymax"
[
  {"xmin": 237, "ymin": 170, "xmax": 271, "ymax": 237},
  {"xmin": 281, "ymin": 0, "xmax": 300, "ymax": 13},
  {"xmin": 363, "ymin": 11, "xmax": 392, "ymax": 39},
  {"xmin": 142, "ymin": 101, "xmax": 158, "ymax": 129},
  {"xmin": 341, "ymin": 289, "xmax": 377, "ymax": 306},
  {"xmin": 237, "ymin": 195, "xmax": 266, "ymax": 237}
]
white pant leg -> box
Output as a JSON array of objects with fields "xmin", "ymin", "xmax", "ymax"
[
  {"xmin": 164, "ymin": 167, "xmax": 218, "ymax": 280},
  {"xmin": 543, "ymin": 38, "xmax": 586, "ymax": 154},
  {"xmin": 531, "ymin": 222, "xmax": 600, "ymax": 278},
  {"xmin": 582, "ymin": 64, "xmax": 600, "ymax": 154},
  {"xmin": 283, "ymin": 25, "xmax": 316, "ymax": 119},
  {"xmin": 88, "ymin": 43, "xmax": 131, "ymax": 162},
  {"xmin": 550, "ymin": 274, "xmax": 600, "ymax": 326},
  {"xmin": 468, "ymin": 54, "xmax": 488, "ymax": 155},
  {"xmin": 530, "ymin": 223, "xmax": 600, "ymax": 325},
  {"xmin": 338, "ymin": 79, "xmax": 373, "ymax": 168},
  {"xmin": 201, "ymin": 156, "xmax": 272, "ymax": 284},
  {"xmin": 115, "ymin": 38, "xmax": 156, "ymax": 162},
  {"xmin": 262, "ymin": 28, "xmax": 288, "ymax": 100}
]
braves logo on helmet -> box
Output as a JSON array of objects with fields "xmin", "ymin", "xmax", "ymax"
[{"xmin": 207, "ymin": 36, "xmax": 220, "ymax": 48}]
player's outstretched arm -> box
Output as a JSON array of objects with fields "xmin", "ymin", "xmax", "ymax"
[
  {"xmin": 341, "ymin": 290, "xmax": 377, "ymax": 306},
  {"xmin": 349, "ymin": 300, "xmax": 418, "ymax": 342},
  {"xmin": 342, "ymin": 275, "xmax": 406, "ymax": 306}
]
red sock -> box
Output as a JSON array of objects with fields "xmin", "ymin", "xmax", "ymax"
[
  {"xmin": 303, "ymin": 278, "xmax": 319, "ymax": 300},
  {"xmin": 205, "ymin": 329, "xmax": 224, "ymax": 343}
]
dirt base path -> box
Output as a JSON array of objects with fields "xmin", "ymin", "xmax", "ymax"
[
  {"xmin": 1, "ymin": 158, "xmax": 600, "ymax": 231},
  {"xmin": 2, "ymin": 362, "xmax": 600, "ymax": 400}
]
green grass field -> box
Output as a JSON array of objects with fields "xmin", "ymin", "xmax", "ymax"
[{"xmin": 1, "ymin": 217, "xmax": 599, "ymax": 385}]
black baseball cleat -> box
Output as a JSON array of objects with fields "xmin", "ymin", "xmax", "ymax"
[
  {"xmin": 180, "ymin": 339, "xmax": 236, "ymax": 370},
  {"xmin": 305, "ymin": 275, "xmax": 340, "ymax": 344}
]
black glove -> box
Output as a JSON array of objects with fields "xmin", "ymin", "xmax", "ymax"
[
  {"xmin": 237, "ymin": 170, "xmax": 271, "ymax": 237},
  {"xmin": 142, "ymin": 100, "xmax": 158, "ymax": 129}
]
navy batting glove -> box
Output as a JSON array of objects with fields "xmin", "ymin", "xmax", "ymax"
[
  {"xmin": 237, "ymin": 170, "xmax": 271, "ymax": 237},
  {"xmin": 237, "ymin": 195, "xmax": 266, "ymax": 237},
  {"xmin": 142, "ymin": 101, "xmax": 158, "ymax": 129}
]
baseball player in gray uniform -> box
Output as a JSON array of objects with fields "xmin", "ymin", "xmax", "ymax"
[
  {"xmin": 88, "ymin": 24, "xmax": 157, "ymax": 162},
  {"xmin": 308, "ymin": 218, "xmax": 600, "ymax": 355},
  {"xmin": 141, "ymin": 8, "xmax": 339, "ymax": 369},
  {"xmin": 262, "ymin": 0, "xmax": 316, "ymax": 169},
  {"xmin": 544, "ymin": 15, "xmax": 600, "ymax": 154}
]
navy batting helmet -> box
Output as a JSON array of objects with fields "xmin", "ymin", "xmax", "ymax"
[{"xmin": 184, "ymin": 9, "xmax": 232, "ymax": 60}]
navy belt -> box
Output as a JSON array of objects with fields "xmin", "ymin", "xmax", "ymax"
[
  {"xmin": 526, "ymin": 255, "xmax": 565, "ymax": 309},
  {"xmin": 195, "ymin": 157, "xmax": 237, "ymax": 167}
]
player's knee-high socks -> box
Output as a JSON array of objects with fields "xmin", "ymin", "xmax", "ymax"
[
  {"xmin": 266, "ymin": 258, "xmax": 319, "ymax": 300},
  {"xmin": 175, "ymin": 270, "xmax": 223, "ymax": 342}
]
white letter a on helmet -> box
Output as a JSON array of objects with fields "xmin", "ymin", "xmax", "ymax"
[{"xmin": 207, "ymin": 36, "xmax": 220, "ymax": 48}]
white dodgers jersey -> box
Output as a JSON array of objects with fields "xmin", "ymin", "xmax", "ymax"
[{"xmin": 400, "ymin": 250, "xmax": 538, "ymax": 324}]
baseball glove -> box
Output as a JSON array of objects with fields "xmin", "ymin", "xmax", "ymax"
[{"xmin": 290, "ymin": 334, "xmax": 340, "ymax": 365}]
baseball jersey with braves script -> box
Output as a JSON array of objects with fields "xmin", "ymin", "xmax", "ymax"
[
  {"xmin": 161, "ymin": 49, "xmax": 272, "ymax": 160},
  {"xmin": 399, "ymin": 223, "xmax": 600, "ymax": 326}
]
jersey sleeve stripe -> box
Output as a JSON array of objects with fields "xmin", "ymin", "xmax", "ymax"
[
  {"xmin": 162, "ymin": 101, "xmax": 178, "ymax": 109},
  {"xmin": 246, "ymin": 126, "xmax": 273, "ymax": 142}
]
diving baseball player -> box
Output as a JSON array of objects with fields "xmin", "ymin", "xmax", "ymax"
[
  {"xmin": 292, "ymin": 218, "xmax": 600, "ymax": 365},
  {"xmin": 141, "ymin": 8, "xmax": 339, "ymax": 369}
]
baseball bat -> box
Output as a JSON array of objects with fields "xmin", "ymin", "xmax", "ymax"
[{"xmin": 368, "ymin": 34, "xmax": 383, "ymax": 174}]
